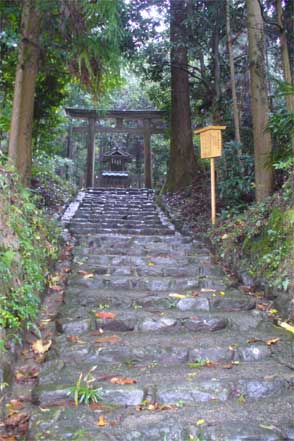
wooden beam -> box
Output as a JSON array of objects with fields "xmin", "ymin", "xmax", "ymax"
[
  {"xmin": 144, "ymin": 119, "xmax": 152, "ymax": 188},
  {"xmin": 86, "ymin": 118, "xmax": 96, "ymax": 187},
  {"xmin": 72, "ymin": 126, "xmax": 166, "ymax": 135},
  {"xmin": 65, "ymin": 108, "xmax": 166, "ymax": 120}
]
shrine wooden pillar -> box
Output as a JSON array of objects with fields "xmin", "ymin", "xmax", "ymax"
[
  {"xmin": 86, "ymin": 118, "xmax": 96, "ymax": 187},
  {"xmin": 144, "ymin": 119, "xmax": 152, "ymax": 188}
]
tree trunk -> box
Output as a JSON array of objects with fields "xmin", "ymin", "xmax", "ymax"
[
  {"xmin": 212, "ymin": 26, "xmax": 222, "ymax": 124},
  {"xmin": 226, "ymin": 0, "xmax": 241, "ymax": 143},
  {"xmin": 276, "ymin": 0, "xmax": 294, "ymax": 112},
  {"xmin": 163, "ymin": 0, "xmax": 196, "ymax": 193},
  {"xmin": 246, "ymin": 0, "xmax": 273, "ymax": 201},
  {"xmin": 8, "ymin": 0, "xmax": 41, "ymax": 185}
]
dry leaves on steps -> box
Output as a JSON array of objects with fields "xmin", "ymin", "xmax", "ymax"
[
  {"xmin": 110, "ymin": 377, "xmax": 137, "ymax": 385},
  {"xmin": 95, "ymin": 312, "xmax": 117, "ymax": 320},
  {"xmin": 31, "ymin": 339, "xmax": 52, "ymax": 355}
]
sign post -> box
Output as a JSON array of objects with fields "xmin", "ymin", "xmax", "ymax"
[{"xmin": 194, "ymin": 126, "xmax": 226, "ymax": 225}]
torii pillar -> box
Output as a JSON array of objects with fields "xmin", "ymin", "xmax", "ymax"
[
  {"xmin": 86, "ymin": 118, "xmax": 96, "ymax": 187},
  {"xmin": 144, "ymin": 119, "xmax": 152, "ymax": 188}
]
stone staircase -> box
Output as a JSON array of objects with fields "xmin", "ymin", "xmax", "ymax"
[{"xmin": 29, "ymin": 189, "xmax": 294, "ymax": 440}]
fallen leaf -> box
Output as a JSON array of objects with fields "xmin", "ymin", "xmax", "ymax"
[
  {"xmin": 67, "ymin": 336, "xmax": 85, "ymax": 344},
  {"xmin": 32, "ymin": 339, "xmax": 52, "ymax": 355},
  {"xmin": 4, "ymin": 411, "xmax": 29, "ymax": 429},
  {"xmin": 95, "ymin": 311, "xmax": 117, "ymax": 320},
  {"xmin": 257, "ymin": 303, "xmax": 267, "ymax": 311},
  {"xmin": 232, "ymin": 360, "xmax": 240, "ymax": 365},
  {"xmin": 259, "ymin": 424, "xmax": 275, "ymax": 430},
  {"xmin": 278, "ymin": 321, "xmax": 294, "ymax": 334},
  {"xmin": 191, "ymin": 291, "xmax": 199, "ymax": 297},
  {"xmin": 95, "ymin": 335, "xmax": 120, "ymax": 344},
  {"xmin": 97, "ymin": 416, "xmax": 109, "ymax": 427},
  {"xmin": 200, "ymin": 288, "xmax": 216, "ymax": 293},
  {"xmin": 205, "ymin": 361, "xmax": 219, "ymax": 368},
  {"xmin": 266, "ymin": 337, "xmax": 280, "ymax": 346},
  {"xmin": 196, "ymin": 418, "xmax": 205, "ymax": 426},
  {"xmin": 222, "ymin": 364, "xmax": 233, "ymax": 369},
  {"xmin": 148, "ymin": 262, "xmax": 155, "ymax": 267},
  {"xmin": 269, "ymin": 308, "xmax": 278, "ymax": 315},
  {"xmin": 15, "ymin": 367, "xmax": 39, "ymax": 382},
  {"xmin": 84, "ymin": 273, "xmax": 94, "ymax": 279},
  {"xmin": 219, "ymin": 291, "xmax": 225, "ymax": 296},
  {"xmin": 169, "ymin": 293, "xmax": 187, "ymax": 299},
  {"xmin": 110, "ymin": 377, "xmax": 137, "ymax": 385},
  {"xmin": 247, "ymin": 337, "xmax": 264, "ymax": 344}
]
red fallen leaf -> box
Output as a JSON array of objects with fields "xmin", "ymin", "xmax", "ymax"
[
  {"xmin": 256, "ymin": 303, "xmax": 267, "ymax": 311},
  {"xmin": 110, "ymin": 377, "xmax": 137, "ymax": 385},
  {"xmin": 4, "ymin": 411, "xmax": 29, "ymax": 429},
  {"xmin": 204, "ymin": 361, "xmax": 220, "ymax": 368},
  {"xmin": 8, "ymin": 400, "xmax": 23, "ymax": 409},
  {"xmin": 222, "ymin": 364, "xmax": 233, "ymax": 369},
  {"xmin": 95, "ymin": 335, "xmax": 120, "ymax": 344},
  {"xmin": 95, "ymin": 312, "xmax": 117, "ymax": 320},
  {"xmin": 15, "ymin": 367, "xmax": 39, "ymax": 383},
  {"xmin": 67, "ymin": 335, "xmax": 85, "ymax": 344},
  {"xmin": 191, "ymin": 291, "xmax": 200, "ymax": 297}
]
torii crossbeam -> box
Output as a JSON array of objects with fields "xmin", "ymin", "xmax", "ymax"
[{"xmin": 65, "ymin": 108, "xmax": 167, "ymax": 188}]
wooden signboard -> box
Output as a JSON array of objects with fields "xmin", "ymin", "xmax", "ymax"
[
  {"xmin": 194, "ymin": 126, "xmax": 226, "ymax": 225},
  {"xmin": 194, "ymin": 126, "xmax": 226, "ymax": 159}
]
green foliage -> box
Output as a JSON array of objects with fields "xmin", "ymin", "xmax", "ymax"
[
  {"xmin": 0, "ymin": 165, "xmax": 60, "ymax": 343},
  {"xmin": 268, "ymin": 80, "xmax": 294, "ymax": 175},
  {"xmin": 217, "ymin": 141, "xmax": 254, "ymax": 210},
  {"xmin": 32, "ymin": 152, "xmax": 77, "ymax": 208},
  {"xmin": 211, "ymin": 184, "xmax": 294, "ymax": 290},
  {"xmin": 68, "ymin": 367, "xmax": 103, "ymax": 406}
]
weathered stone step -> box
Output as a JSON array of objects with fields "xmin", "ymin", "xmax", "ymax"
[
  {"xmin": 32, "ymin": 360, "xmax": 294, "ymax": 408},
  {"xmin": 47, "ymin": 330, "xmax": 284, "ymax": 366},
  {"xmin": 71, "ymin": 221, "xmax": 164, "ymax": 230},
  {"xmin": 28, "ymin": 398, "xmax": 294, "ymax": 441},
  {"xmin": 63, "ymin": 286, "xmax": 256, "ymax": 314},
  {"xmin": 67, "ymin": 273, "xmax": 201, "ymax": 291},
  {"xmin": 72, "ymin": 253, "xmax": 211, "ymax": 268},
  {"xmin": 70, "ymin": 227, "xmax": 175, "ymax": 236}
]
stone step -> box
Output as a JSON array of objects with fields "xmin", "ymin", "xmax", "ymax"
[
  {"xmin": 63, "ymin": 287, "xmax": 256, "ymax": 313},
  {"xmin": 28, "ymin": 395, "xmax": 294, "ymax": 441},
  {"xmin": 32, "ymin": 361, "xmax": 294, "ymax": 408},
  {"xmin": 70, "ymin": 221, "xmax": 164, "ymax": 229},
  {"xmin": 72, "ymin": 253, "xmax": 211, "ymax": 268},
  {"xmin": 48, "ymin": 329, "xmax": 285, "ymax": 365},
  {"xmin": 70, "ymin": 227, "xmax": 175, "ymax": 236}
]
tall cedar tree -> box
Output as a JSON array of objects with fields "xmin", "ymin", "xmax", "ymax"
[
  {"xmin": 246, "ymin": 0, "xmax": 273, "ymax": 201},
  {"xmin": 163, "ymin": 0, "xmax": 197, "ymax": 193},
  {"xmin": 8, "ymin": 0, "xmax": 41, "ymax": 185}
]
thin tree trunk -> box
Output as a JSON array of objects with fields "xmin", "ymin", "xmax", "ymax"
[
  {"xmin": 246, "ymin": 0, "xmax": 273, "ymax": 201},
  {"xmin": 226, "ymin": 0, "xmax": 241, "ymax": 143},
  {"xmin": 276, "ymin": 0, "xmax": 294, "ymax": 112},
  {"xmin": 8, "ymin": 0, "xmax": 41, "ymax": 185},
  {"xmin": 163, "ymin": 0, "xmax": 197, "ymax": 193},
  {"xmin": 212, "ymin": 26, "xmax": 222, "ymax": 124}
]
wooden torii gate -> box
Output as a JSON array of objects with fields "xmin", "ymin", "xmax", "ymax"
[{"xmin": 65, "ymin": 108, "xmax": 167, "ymax": 188}]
